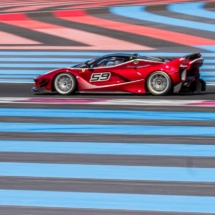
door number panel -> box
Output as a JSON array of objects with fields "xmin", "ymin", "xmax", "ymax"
[{"xmin": 90, "ymin": 72, "xmax": 111, "ymax": 82}]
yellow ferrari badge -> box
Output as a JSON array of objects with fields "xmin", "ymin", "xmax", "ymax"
[
  {"xmin": 130, "ymin": 56, "xmax": 133, "ymax": 60},
  {"xmin": 82, "ymin": 69, "xmax": 85, "ymax": 73}
]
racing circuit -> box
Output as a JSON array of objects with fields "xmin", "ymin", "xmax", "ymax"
[{"xmin": 0, "ymin": 0, "xmax": 215, "ymax": 215}]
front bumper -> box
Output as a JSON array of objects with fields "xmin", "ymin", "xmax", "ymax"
[
  {"xmin": 32, "ymin": 75, "xmax": 51, "ymax": 93},
  {"xmin": 31, "ymin": 87, "xmax": 47, "ymax": 93}
]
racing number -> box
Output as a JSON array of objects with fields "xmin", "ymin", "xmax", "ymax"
[{"xmin": 90, "ymin": 72, "xmax": 110, "ymax": 82}]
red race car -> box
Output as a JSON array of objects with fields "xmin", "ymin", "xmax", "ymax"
[{"xmin": 32, "ymin": 53, "xmax": 206, "ymax": 96}]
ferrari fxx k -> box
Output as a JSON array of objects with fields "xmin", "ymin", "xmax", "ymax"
[{"xmin": 32, "ymin": 53, "xmax": 206, "ymax": 96}]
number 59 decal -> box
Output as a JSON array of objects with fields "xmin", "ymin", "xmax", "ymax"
[{"xmin": 90, "ymin": 72, "xmax": 111, "ymax": 82}]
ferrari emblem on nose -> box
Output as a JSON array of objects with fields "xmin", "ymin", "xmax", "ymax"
[{"xmin": 82, "ymin": 69, "xmax": 85, "ymax": 73}]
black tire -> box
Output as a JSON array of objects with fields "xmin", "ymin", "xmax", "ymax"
[
  {"xmin": 54, "ymin": 73, "xmax": 76, "ymax": 95},
  {"xmin": 147, "ymin": 71, "xmax": 172, "ymax": 96}
]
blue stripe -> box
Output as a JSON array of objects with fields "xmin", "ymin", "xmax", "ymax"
[
  {"xmin": 110, "ymin": 6, "xmax": 215, "ymax": 32},
  {"xmin": 0, "ymin": 70, "xmax": 45, "ymax": 75},
  {"xmin": 168, "ymin": 2, "xmax": 215, "ymax": 19},
  {"xmin": 201, "ymin": 72, "xmax": 215, "ymax": 76},
  {"xmin": 1, "ymin": 190, "xmax": 215, "ymax": 213},
  {"xmin": 0, "ymin": 162, "xmax": 214, "ymax": 182},
  {"xmin": 0, "ymin": 51, "xmax": 215, "ymax": 57},
  {"xmin": 0, "ymin": 52, "xmax": 188, "ymax": 56},
  {"xmin": 0, "ymin": 80, "xmax": 33, "ymax": 83},
  {"xmin": 0, "ymin": 58, "xmax": 87, "ymax": 62},
  {"xmin": 196, "ymin": 46, "xmax": 215, "ymax": 53},
  {"xmin": 0, "ymin": 75, "xmax": 35, "ymax": 78},
  {"xmin": 207, "ymin": 82, "xmax": 215, "ymax": 85},
  {"xmin": 0, "ymin": 140, "xmax": 214, "ymax": 157},
  {"xmin": 0, "ymin": 52, "xmax": 112, "ymax": 56},
  {"xmin": 203, "ymin": 78, "xmax": 215, "ymax": 81},
  {"xmin": 202, "ymin": 65, "xmax": 215, "ymax": 69},
  {"xmin": 1, "ymin": 109, "xmax": 215, "ymax": 121},
  {"xmin": 0, "ymin": 63, "xmax": 71, "ymax": 68},
  {"xmin": 0, "ymin": 123, "xmax": 214, "ymax": 136},
  {"xmin": 205, "ymin": 60, "xmax": 215, "ymax": 63}
]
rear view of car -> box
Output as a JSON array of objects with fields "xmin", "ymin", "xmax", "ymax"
[{"xmin": 179, "ymin": 53, "xmax": 206, "ymax": 93}]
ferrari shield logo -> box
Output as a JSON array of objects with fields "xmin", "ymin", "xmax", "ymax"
[{"xmin": 82, "ymin": 69, "xmax": 85, "ymax": 73}]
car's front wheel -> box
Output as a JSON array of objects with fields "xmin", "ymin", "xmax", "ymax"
[
  {"xmin": 147, "ymin": 71, "xmax": 172, "ymax": 96},
  {"xmin": 54, "ymin": 73, "xmax": 77, "ymax": 95}
]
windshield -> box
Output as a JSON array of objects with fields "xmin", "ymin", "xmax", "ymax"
[
  {"xmin": 72, "ymin": 62, "xmax": 86, "ymax": 68},
  {"xmin": 72, "ymin": 57, "xmax": 99, "ymax": 68}
]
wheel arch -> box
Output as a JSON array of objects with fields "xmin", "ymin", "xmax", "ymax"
[
  {"xmin": 146, "ymin": 70, "xmax": 173, "ymax": 95},
  {"xmin": 52, "ymin": 71, "xmax": 78, "ymax": 92},
  {"xmin": 52, "ymin": 72, "xmax": 78, "ymax": 94}
]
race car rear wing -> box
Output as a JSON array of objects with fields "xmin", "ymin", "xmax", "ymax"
[
  {"xmin": 183, "ymin": 53, "xmax": 202, "ymax": 61},
  {"xmin": 180, "ymin": 53, "xmax": 203, "ymax": 68},
  {"xmin": 179, "ymin": 53, "xmax": 204, "ymax": 81}
]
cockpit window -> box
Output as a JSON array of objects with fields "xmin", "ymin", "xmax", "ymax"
[
  {"xmin": 93, "ymin": 58, "xmax": 124, "ymax": 68},
  {"xmin": 93, "ymin": 59, "xmax": 107, "ymax": 67},
  {"xmin": 114, "ymin": 59, "xmax": 123, "ymax": 65},
  {"xmin": 106, "ymin": 60, "xmax": 115, "ymax": 66},
  {"xmin": 72, "ymin": 57, "xmax": 127, "ymax": 68}
]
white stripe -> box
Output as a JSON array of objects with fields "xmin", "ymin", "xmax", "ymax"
[
  {"xmin": 0, "ymin": 97, "xmax": 213, "ymax": 106},
  {"xmin": 190, "ymin": 58, "xmax": 204, "ymax": 64}
]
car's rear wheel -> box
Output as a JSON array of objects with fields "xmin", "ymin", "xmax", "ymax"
[
  {"xmin": 147, "ymin": 71, "xmax": 172, "ymax": 96},
  {"xmin": 54, "ymin": 73, "xmax": 76, "ymax": 95}
]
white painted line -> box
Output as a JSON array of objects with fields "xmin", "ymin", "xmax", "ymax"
[{"xmin": 0, "ymin": 97, "xmax": 214, "ymax": 106}]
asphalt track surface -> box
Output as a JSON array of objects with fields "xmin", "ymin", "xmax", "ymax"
[
  {"xmin": 1, "ymin": 84, "xmax": 215, "ymax": 215},
  {"xmin": 1, "ymin": 83, "xmax": 215, "ymax": 100},
  {"xmin": 1, "ymin": 1, "xmax": 215, "ymax": 215}
]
